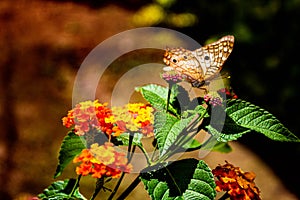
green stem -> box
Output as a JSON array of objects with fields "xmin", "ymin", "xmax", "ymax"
[
  {"xmin": 70, "ymin": 175, "xmax": 82, "ymax": 197},
  {"xmin": 138, "ymin": 145, "xmax": 152, "ymax": 165},
  {"xmin": 116, "ymin": 174, "xmax": 141, "ymax": 200},
  {"xmin": 150, "ymin": 140, "xmax": 159, "ymax": 162},
  {"xmin": 107, "ymin": 132, "xmax": 135, "ymax": 200}
]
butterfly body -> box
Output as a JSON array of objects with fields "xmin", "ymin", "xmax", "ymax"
[{"xmin": 163, "ymin": 35, "xmax": 234, "ymax": 87}]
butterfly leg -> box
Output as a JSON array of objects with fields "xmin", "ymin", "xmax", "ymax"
[{"xmin": 191, "ymin": 79, "xmax": 205, "ymax": 88}]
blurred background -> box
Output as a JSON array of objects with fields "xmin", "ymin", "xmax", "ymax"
[{"xmin": 0, "ymin": 0, "xmax": 299, "ymax": 199}]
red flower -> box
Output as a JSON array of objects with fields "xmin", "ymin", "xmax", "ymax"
[
  {"xmin": 62, "ymin": 100, "xmax": 123, "ymax": 137},
  {"xmin": 218, "ymin": 88, "xmax": 238, "ymax": 99}
]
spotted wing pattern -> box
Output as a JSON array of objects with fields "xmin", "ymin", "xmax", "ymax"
[{"xmin": 163, "ymin": 35, "xmax": 234, "ymax": 87}]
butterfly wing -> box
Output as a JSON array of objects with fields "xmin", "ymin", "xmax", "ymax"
[
  {"xmin": 163, "ymin": 35, "xmax": 234, "ymax": 88},
  {"xmin": 195, "ymin": 35, "xmax": 234, "ymax": 81},
  {"xmin": 163, "ymin": 47, "xmax": 204, "ymax": 82}
]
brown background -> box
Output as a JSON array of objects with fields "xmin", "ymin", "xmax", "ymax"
[{"xmin": 0, "ymin": 1, "xmax": 299, "ymax": 199}]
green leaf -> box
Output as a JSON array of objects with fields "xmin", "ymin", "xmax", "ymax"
[
  {"xmin": 154, "ymin": 111, "xmax": 178, "ymax": 156},
  {"xmin": 202, "ymin": 104, "xmax": 250, "ymax": 142},
  {"xmin": 141, "ymin": 159, "xmax": 216, "ymax": 200},
  {"xmin": 210, "ymin": 141, "xmax": 232, "ymax": 153},
  {"xmin": 136, "ymin": 84, "xmax": 178, "ymax": 115},
  {"xmin": 206, "ymin": 124, "xmax": 250, "ymax": 142},
  {"xmin": 226, "ymin": 99, "xmax": 300, "ymax": 142},
  {"xmin": 154, "ymin": 111, "xmax": 199, "ymax": 156},
  {"xmin": 54, "ymin": 131, "xmax": 86, "ymax": 178},
  {"xmin": 37, "ymin": 179, "xmax": 87, "ymax": 200},
  {"xmin": 182, "ymin": 139, "xmax": 202, "ymax": 151}
]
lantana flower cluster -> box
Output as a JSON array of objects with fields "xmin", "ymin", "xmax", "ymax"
[
  {"xmin": 62, "ymin": 100, "xmax": 123, "ymax": 137},
  {"xmin": 204, "ymin": 92, "xmax": 223, "ymax": 107},
  {"xmin": 212, "ymin": 161, "xmax": 261, "ymax": 200},
  {"xmin": 161, "ymin": 71, "xmax": 184, "ymax": 83},
  {"xmin": 73, "ymin": 142, "xmax": 132, "ymax": 178},
  {"xmin": 110, "ymin": 103, "xmax": 154, "ymax": 137},
  {"xmin": 204, "ymin": 88, "xmax": 238, "ymax": 107}
]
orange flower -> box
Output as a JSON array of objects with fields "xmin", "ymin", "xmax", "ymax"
[
  {"xmin": 62, "ymin": 100, "xmax": 123, "ymax": 137},
  {"xmin": 62, "ymin": 110, "xmax": 74, "ymax": 128},
  {"xmin": 73, "ymin": 142, "xmax": 132, "ymax": 179},
  {"xmin": 212, "ymin": 161, "xmax": 261, "ymax": 200}
]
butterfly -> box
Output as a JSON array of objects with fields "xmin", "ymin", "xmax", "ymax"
[{"xmin": 163, "ymin": 35, "xmax": 234, "ymax": 88}]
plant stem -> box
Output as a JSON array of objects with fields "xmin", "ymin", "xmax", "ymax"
[
  {"xmin": 128, "ymin": 145, "xmax": 136, "ymax": 163},
  {"xmin": 138, "ymin": 145, "xmax": 151, "ymax": 165},
  {"xmin": 107, "ymin": 172, "xmax": 125, "ymax": 200},
  {"xmin": 127, "ymin": 132, "xmax": 134, "ymax": 159},
  {"xmin": 116, "ymin": 174, "xmax": 141, "ymax": 200},
  {"xmin": 150, "ymin": 141, "xmax": 159, "ymax": 162},
  {"xmin": 70, "ymin": 175, "xmax": 81, "ymax": 197},
  {"xmin": 166, "ymin": 82, "xmax": 172, "ymax": 112},
  {"xmin": 90, "ymin": 177, "xmax": 105, "ymax": 200},
  {"xmin": 108, "ymin": 132, "xmax": 135, "ymax": 200}
]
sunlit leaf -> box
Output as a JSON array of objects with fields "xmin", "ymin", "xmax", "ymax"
[
  {"xmin": 206, "ymin": 124, "xmax": 250, "ymax": 142},
  {"xmin": 136, "ymin": 84, "xmax": 178, "ymax": 115},
  {"xmin": 54, "ymin": 131, "xmax": 86, "ymax": 178},
  {"xmin": 225, "ymin": 99, "xmax": 300, "ymax": 142}
]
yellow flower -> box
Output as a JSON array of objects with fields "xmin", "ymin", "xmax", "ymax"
[
  {"xmin": 112, "ymin": 103, "xmax": 154, "ymax": 136},
  {"xmin": 90, "ymin": 143, "xmax": 115, "ymax": 165}
]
